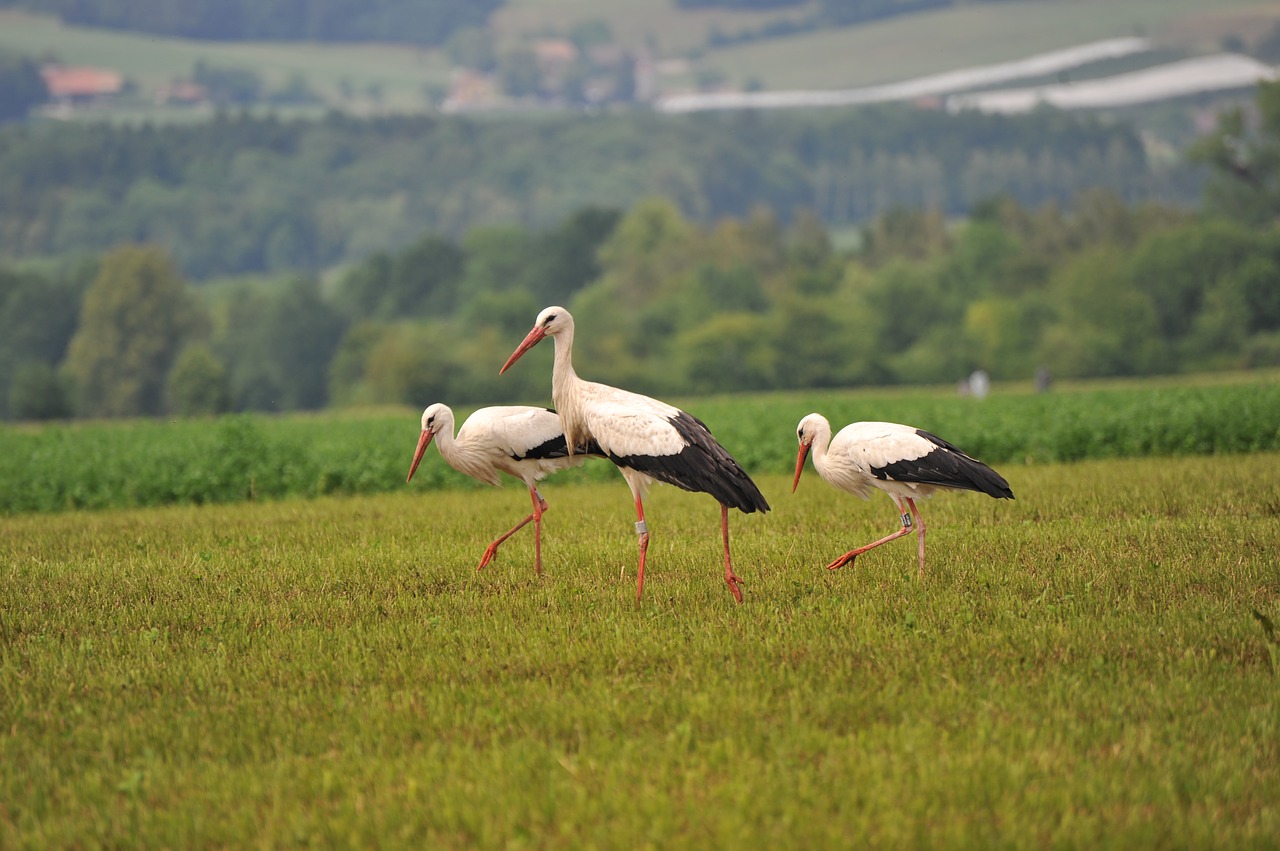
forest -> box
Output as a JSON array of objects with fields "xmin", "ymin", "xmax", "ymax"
[
  {"xmin": 0, "ymin": 0, "xmax": 1012, "ymax": 45},
  {"xmin": 0, "ymin": 105, "xmax": 1195, "ymax": 280},
  {"xmin": 0, "ymin": 80, "xmax": 1276, "ymax": 423},
  {"xmin": 0, "ymin": 0, "xmax": 501, "ymax": 45}
]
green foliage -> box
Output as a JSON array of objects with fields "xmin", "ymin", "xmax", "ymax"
[
  {"xmin": 677, "ymin": 312, "xmax": 776, "ymax": 393},
  {"xmin": 0, "ymin": 106, "xmax": 1178, "ymax": 279},
  {"xmin": 1, "ymin": 454, "xmax": 1277, "ymax": 846},
  {"xmin": 2, "ymin": 375, "xmax": 1280, "ymax": 515},
  {"xmin": 191, "ymin": 61, "xmax": 261, "ymax": 105},
  {"xmin": 209, "ymin": 276, "xmax": 345, "ymax": 412},
  {"xmin": 1191, "ymin": 79, "xmax": 1280, "ymax": 226},
  {"xmin": 0, "ymin": 262, "xmax": 89, "ymax": 418},
  {"xmin": 166, "ymin": 343, "xmax": 230, "ymax": 417},
  {"xmin": 7, "ymin": 361, "xmax": 69, "ymax": 420},
  {"xmin": 336, "ymin": 234, "xmax": 465, "ymax": 321},
  {"xmin": 0, "ymin": 0, "xmax": 502, "ymax": 45},
  {"xmin": 61, "ymin": 245, "xmax": 204, "ymax": 418},
  {"xmin": 0, "ymin": 50, "xmax": 47, "ymax": 123}
]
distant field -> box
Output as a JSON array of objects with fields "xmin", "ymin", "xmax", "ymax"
[
  {"xmin": 2, "ymin": 452, "xmax": 1277, "ymax": 846},
  {"xmin": 1, "ymin": 0, "xmax": 1267, "ymax": 120},
  {"xmin": 491, "ymin": 0, "xmax": 814, "ymax": 55},
  {"xmin": 0, "ymin": 10, "xmax": 452, "ymax": 114},
  {"xmin": 700, "ymin": 0, "xmax": 1272, "ymax": 90}
]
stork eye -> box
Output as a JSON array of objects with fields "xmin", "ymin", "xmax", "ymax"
[{"xmin": 543, "ymin": 313, "xmax": 557, "ymax": 326}]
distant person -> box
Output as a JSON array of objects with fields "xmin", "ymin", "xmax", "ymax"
[
  {"xmin": 968, "ymin": 369, "xmax": 990, "ymax": 400},
  {"xmin": 1035, "ymin": 365, "xmax": 1053, "ymax": 393}
]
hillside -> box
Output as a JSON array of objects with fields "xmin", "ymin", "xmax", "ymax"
[{"xmin": 0, "ymin": 0, "xmax": 1275, "ymax": 121}]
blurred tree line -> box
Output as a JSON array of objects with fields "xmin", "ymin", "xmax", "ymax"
[
  {"xmin": 0, "ymin": 51, "xmax": 47, "ymax": 124},
  {"xmin": 1, "ymin": 82, "xmax": 1276, "ymax": 422},
  {"xmin": 0, "ymin": 0, "xmax": 500, "ymax": 45},
  {"xmin": 0, "ymin": 105, "xmax": 1192, "ymax": 280}
]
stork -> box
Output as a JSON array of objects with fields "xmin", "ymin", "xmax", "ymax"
[
  {"xmin": 792, "ymin": 413, "xmax": 1013, "ymax": 577},
  {"xmin": 500, "ymin": 307, "xmax": 770, "ymax": 603},
  {"xmin": 406, "ymin": 403, "xmax": 599, "ymax": 576}
]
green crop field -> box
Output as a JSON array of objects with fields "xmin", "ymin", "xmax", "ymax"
[
  {"xmin": 3, "ymin": 372, "xmax": 1279, "ymax": 515},
  {"xmin": 2, "ymin": 453, "xmax": 1278, "ymax": 846}
]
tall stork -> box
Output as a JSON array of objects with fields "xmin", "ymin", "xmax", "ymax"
[
  {"xmin": 406, "ymin": 403, "xmax": 599, "ymax": 576},
  {"xmin": 793, "ymin": 413, "xmax": 1013, "ymax": 576},
  {"xmin": 500, "ymin": 307, "xmax": 769, "ymax": 603}
]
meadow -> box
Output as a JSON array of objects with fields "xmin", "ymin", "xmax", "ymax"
[
  {"xmin": 1, "ymin": 375, "xmax": 1279, "ymax": 846},
  {"xmin": 1, "ymin": 456, "xmax": 1277, "ymax": 846}
]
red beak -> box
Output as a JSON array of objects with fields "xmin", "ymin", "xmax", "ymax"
[
  {"xmin": 406, "ymin": 429, "xmax": 434, "ymax": 483},
  {"xmin": 499, "ymin": 325, "xmax": 546, "ymax": 375},
  {"xmin": 792, "ymin": 441, "xmax": 811, "ymax": 493}
]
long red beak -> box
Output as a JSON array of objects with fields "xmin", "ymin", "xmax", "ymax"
[
  {"xmin": 406, "ymin": 430, "xmax": 433, "ymax": 483},
  {"xmin": 499, "ymin": 325, "xmax": 546, "ymax": 375},
  {"xmin": 792, "ymin": 442, "xmax": 811, "ymax": 493}
]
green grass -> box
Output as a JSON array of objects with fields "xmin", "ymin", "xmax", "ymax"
[{"xmin": 2, "ymin": 452, "xmax": 1278, "ymax": 847}]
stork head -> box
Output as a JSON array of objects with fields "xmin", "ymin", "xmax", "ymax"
[
  {"xmin": 500, "ymin": 306, "xmax": 573, "ymax": 374},
  {"xmin": 407, "ymin": 403, "xmax": 451, "ymax": 483},
  {"xmin": 792, "ymin": 413, "xmax": 827, "ymax": 492}
]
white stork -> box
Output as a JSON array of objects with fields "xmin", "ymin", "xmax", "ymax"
[
  {"xmin": 406, "ymin": 403, "xmax": 600, "ymax": 576},
  {"xmin": 500, "ymin": 306, "xmax": 770, "ymax": 603},
  {"xmin": 792, "ymin": 413, "xmax": 1013, "ymax": 576}
]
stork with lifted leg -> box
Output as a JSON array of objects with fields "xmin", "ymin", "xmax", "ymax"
[
  {"xmin": 406, "ymin": 403, "xmax": 599, "ymax": 576},
  {"xmin": 793, "ymin": 413, "xmax": 1013, "ymax": 577}
]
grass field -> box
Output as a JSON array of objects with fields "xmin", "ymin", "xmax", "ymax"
[{"xmin": 2, "ymin": 450, "xmax": 1278, "ymax": 846}]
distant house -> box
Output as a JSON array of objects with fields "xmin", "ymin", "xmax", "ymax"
[
  {"xmin": 442, "ymin": 69, "xmax": 500, "ymax": 112},
  {"xmin": 40, "ymin": 65, "xmax": 124, "ymax": 104},
  {"xmin": 533, "ymin": 39, "xmax": 578, "ymax": 69},
  {"xmin": 154, "ymin": 81, "xmax": 210, "ymax": 105}
]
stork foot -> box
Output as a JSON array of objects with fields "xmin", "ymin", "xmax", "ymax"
[
  {"xmin": 478, "ymin": 544, "xmax": 500, "ymax": 571},
  {"xmin": 826, "ymin": 552, "xmax": 858, "ymax": 571},
  {"xmin": 724, "ymin": 569, "xmax": 744, "ymax": 604}
]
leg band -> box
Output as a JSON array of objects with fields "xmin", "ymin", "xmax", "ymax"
[
  {"xmin": 635, "ymin": 521, "xmax": 648, "ymax": 535},
  {"xmin": 901, "ymin": 513, "xmax": 912, "ymax": 528}
]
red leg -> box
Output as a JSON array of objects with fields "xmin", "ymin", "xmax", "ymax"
[
  {"xmin": 477, "ymin": 486, "xmax": 544, "ymax": 574},
  {"xmin": 634, "ymin": 492, "xmax": 649, "ymax": 602},
  {"xmin": 826, "ymin": 499, "xmax": 915, "ymax": 571},
  {"xmin": 906, "ymin": 497, "xmax": 926, "ymax": 578},
  {"xmin": 531, "ymin": 487, "xmax": 547, "ymax": 576},
  {"xmin": 721, "ymin": 503, "xmax": 743, "ymax": 604}
]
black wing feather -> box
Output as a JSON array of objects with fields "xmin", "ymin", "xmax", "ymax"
[
  {"xmin": 871, "ymin": 429, "xmax": 1014, "ymax": 500},
  {"xmin": 606, "ymin": 411, "xmax": 770, "ymax": 514}
]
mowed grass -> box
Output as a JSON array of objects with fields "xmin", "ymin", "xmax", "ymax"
[{"xmin": 2, "ymin": 454, "xmax": 1278, "ymax": 847}]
